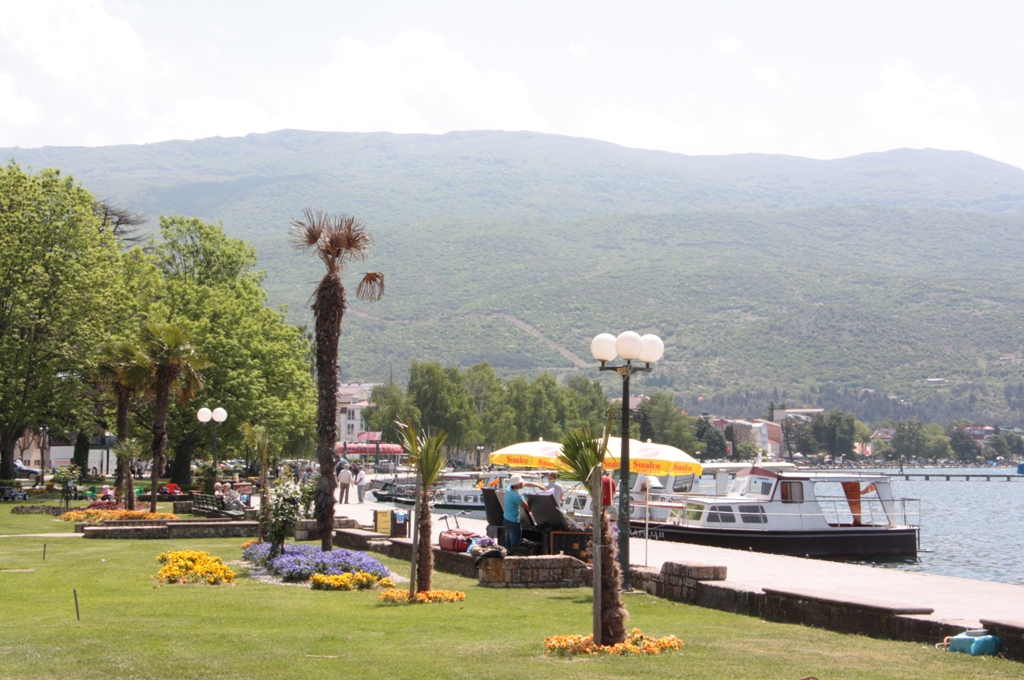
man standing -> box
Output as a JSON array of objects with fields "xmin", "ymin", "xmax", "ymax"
[
  {"xmin": 337, "ymin": 464, "xmax": 353, "ymax": 504},
  {"xmin": 503, "ymin": 474, "xmax": 527, "ymax": 550},
  {"xmin": 545, "ymin": 472, "xmax": 564, "ymax": 505},
  {"xmin": 354, "ymin": 465, "xmax": 366, "ymax": 503}
]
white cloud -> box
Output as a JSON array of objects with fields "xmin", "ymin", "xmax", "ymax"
[
  {"xmin": 567, "ymin": 42, "xmax": 590, "ymax": 63},
  {"xmin": 280, "ymin": 31, "xmax": 546, "ymax": 134},
  {"xmin": 860, "ymin": 60, "xmax": 999, "ymax": 153},
  {"xmin": 0, "ymin": 73, "xmax": 40, "ymax": 129},
  {"xmin": 714, "ymin": 37, "xmax": 742, "ymax": 55}
]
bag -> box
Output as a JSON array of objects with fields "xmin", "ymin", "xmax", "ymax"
[
  {"xmin": 439, "ymin": 528, "xmax": 478, "ymax": 552},
  {"xmin": 511, "ymin": 538, "xmax": 539, "ymax": 556}
]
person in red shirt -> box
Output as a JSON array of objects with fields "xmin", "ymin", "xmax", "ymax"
[{"xmin": 601, "ymin": 472, "xmax": 618, "ymax": 519}]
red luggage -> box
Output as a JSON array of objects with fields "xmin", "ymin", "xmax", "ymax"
[{"xmin": 439, "ymin": 528, "xmax": 478, "ymax": 552}]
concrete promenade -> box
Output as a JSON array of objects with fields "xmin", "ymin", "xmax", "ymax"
[{"xmin": 338, "ymin": 484, "xmax": 1024, "ymax": 629}]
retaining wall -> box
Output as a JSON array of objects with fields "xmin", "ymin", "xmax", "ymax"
[{"xmin": 478, "ymin": 555, "xmax": 592, "ymax": 588}]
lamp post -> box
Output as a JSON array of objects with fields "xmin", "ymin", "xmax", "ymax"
[
  {"xmin": 197, "ymin": 407, "xmax": 228, "ymax": 469},
  {"xmin": 590, "ymin": 331, "xmax": 664, "ymax": 587}
]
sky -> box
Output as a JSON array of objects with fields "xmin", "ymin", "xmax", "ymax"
[{"xmin": 1, "ymin": 0, "xmax": 1023, "ymax": 168}]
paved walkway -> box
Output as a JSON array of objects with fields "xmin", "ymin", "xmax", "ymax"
[{"xmin": 339, "ymin": 483, "xmax": 1024, "ymax": 628}]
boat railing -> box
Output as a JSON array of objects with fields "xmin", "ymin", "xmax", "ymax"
[{"xmin": 793, "ymin": 495, "xmax": 921, "ymax": 528}]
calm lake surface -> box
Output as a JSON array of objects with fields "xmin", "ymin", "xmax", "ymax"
[{"xmin": 849, "ymin": 467, "xmax": 1024, "ymax": 585}]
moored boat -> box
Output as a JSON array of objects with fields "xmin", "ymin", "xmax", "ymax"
[{"xmin": 630, "ymin": 465, "xmax": 920, "ymax": 558}]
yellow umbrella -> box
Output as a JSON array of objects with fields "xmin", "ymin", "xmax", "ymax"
[
  {"xmin": 603, "ymin": 437, "xmax": 702, "ymax": 476},
  {"xmin": 489, "ymin": 440, "xmax": 563, "ymax": 469}
]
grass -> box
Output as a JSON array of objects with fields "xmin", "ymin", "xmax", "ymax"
[{"xmin": 0, "ymin": 506, "xmax": 1020, "ymax": 679}]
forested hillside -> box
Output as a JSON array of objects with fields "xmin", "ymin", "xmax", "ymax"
[{"xmin": 7, "ymin": 130, "xmax": 1024, "ymax": 425}]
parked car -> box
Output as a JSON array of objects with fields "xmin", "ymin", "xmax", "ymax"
[{"xmin": 14, "ymin": 461, "xmax": 42, "ymax": 481}]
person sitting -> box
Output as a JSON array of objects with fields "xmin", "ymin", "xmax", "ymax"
[
  {"xmin": 213, "ymin": 482, "xmax": 224, "ymax": 496},
  {"xmin": 221, "ymin": 483, "xmax": 244, "ymax": 511},
  {"xmin": 100, "ymin": 485, "xmax": 114, "ymax": 501}
]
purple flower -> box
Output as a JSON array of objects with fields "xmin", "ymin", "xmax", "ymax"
[{"xmin": 244, "ymin": 542, "xmax": 388, "ymax": 581}]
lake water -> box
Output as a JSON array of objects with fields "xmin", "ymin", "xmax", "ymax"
[{"xmin": 848, "ymin": 467, "xmax": 1024, "ymax": 586}]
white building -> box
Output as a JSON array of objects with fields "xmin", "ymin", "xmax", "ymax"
[{"xmin": 336, "ymin": 382, "xmax": 381, "ymax": 443}]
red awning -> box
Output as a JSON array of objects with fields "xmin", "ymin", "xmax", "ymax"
[{"xmin": 334, "ymin": 442, "xmax": 403, "ymax": 456}]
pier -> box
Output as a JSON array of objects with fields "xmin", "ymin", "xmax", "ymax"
[{"xmin": 896, "ymin": 473, "xmax": 1020, "ymax": 481}]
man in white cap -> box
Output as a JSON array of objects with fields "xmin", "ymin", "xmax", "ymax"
[{"xmin": 503, "ymin": 474, "xmax": 526, "ymax": 550}]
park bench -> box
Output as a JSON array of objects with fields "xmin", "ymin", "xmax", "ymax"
[
  {"xmin": 191, "ymin": 492, "xmax": 245, "ymax": 519},
  {"xmin": 1, "ymin": 486, "xmax": 29, "ymax": 501}
]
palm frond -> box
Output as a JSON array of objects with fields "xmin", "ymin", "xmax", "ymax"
[
  {"xmin": 355, "ymin": 272, "xmax": 385, "ymax": 302},
  {"xmin": 557, "ymin": 409, "xmax": 615, "ymax": 484},
  {"xmin": 290, "ymin": 209, "xmax": 329, "ymax": 252},
  {"xmin": 242, "ymin": 422, "xmax": 271, "ymax": 467},
  {"xmin": 398, "ymin": 419, "xmax": 448, "ymax": 488}
]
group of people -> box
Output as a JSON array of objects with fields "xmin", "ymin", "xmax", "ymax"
[
  {"xmin": 334, "ymin": 461, "xmax": 367, "ymax": 503},
  {"xmin": 213, "ymin": 481, "xmax": 246, "ymax": 511}
]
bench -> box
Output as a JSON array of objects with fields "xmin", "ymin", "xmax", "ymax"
[{"xmin": 191, "ymin": 492, "xmax": 245, "ymax": 519}]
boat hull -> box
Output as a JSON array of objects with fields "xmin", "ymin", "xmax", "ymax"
[{"xmin": 630, "ymin": 522, "xmax": 919, "ymax": 558}]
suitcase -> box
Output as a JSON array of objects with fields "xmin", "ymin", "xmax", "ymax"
[{"xmin": 439, "ymin": 528, "xmax": 478, "ymax": 552}]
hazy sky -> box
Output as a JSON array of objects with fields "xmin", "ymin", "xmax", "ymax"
[{"xmin": 2, "ymin": 1, "xmax": 1022, "ymax": 168}]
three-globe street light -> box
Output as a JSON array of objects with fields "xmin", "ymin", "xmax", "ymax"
[
  {"xmin": 590, "ymin": 331, "xmax": 664, "ymax": 587},
  {"xmin": 197, "ymin": 407, "xmax": 228, "ymax": 469}
]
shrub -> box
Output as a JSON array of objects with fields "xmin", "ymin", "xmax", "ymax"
[
  {"xmin": 310, "ymin": 572, "xmax": 394, "ymax": 591},
  {"xmin": 242, "ymin": 542, "xmax": 388, "ymax": 582},
  {"xmin": 379, "ymin": 589, "xmax": 465, "ymax": 604},
  {"xmin": 544, "ymin": 628, "xmax": 682, "ymax": 656},
  {"xmin": 11, "ymin": 505, "xmax": 63, "ymax": 516},
  {"xmin": 156, "ymin": 550, "xmax": 234, "ymax": 585},
  {"xmin": 60, "ymin": 509, "xmax": 179, "ymax": 522},
  {"xmin": 0, "ymin": 478, "xmax": 20, "ymax": 488}
]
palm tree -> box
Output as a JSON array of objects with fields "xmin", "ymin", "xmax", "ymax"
[
  {"xmin": 137, "ymin": 323, "xmax": 209, "ymax": 513},
  {"xmin": 398, "ymin": 419, "xmax": 448, "ymax": 594},
  {"xmin": 97, "ymin": 341, "xmax": 147, "ymax": 509},
  {"xmin": 291, "ymin": 210, "xmax": 384, "ymax": 551},
  {"xmin": 243, "ymin": 421, "xmax": 272, "ymax": 543},
  {"xmin": 558, "ymin": 413, "xmax": 628, "ymax": 646}
]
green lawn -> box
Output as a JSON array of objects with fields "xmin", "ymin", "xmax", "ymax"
[{"xmin": 0, "ymin": 506, "xmax": 1019, "ymax": 679}]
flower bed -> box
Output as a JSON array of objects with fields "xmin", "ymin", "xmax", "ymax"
[
  {"xmin": 86, "ymin": 501, "xmax": 124, "ymax": 510},
  {"xmin": 60, "ymin": 509, "xmax": 179, "ymax": 522},
  {"xmin": 310, "ymin": 572, "xmax": 394, "ymax": 591},
  {"xmin": 544, "ymin": 629, "xmax": 682, "ymax": 656},
  {"xmin": 242, "ymin": 542, "xmax": 388, "ymax": 582},
  {"xmin": 156, "ymin": 550, "xmax": 235, "ymax": 585},
  {"xmin": 379, "ymin": 588, "xmax": 466, "ymax": 604},
  {"xmin": 10, "ymin": 505, "xmax": 63, "ymax": 516}
]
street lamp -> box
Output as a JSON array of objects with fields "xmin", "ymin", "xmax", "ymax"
[
  {"xmin": 197, "ymin": 407, "xmax": 228, "ymax": 469},
  {"xmin": 591, "ymin": 331, "xmax": 664, "ymax": 587}
]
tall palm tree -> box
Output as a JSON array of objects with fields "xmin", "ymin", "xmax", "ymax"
[
  {"xmin": 291, "ymin": 210, "xmax": 384, "ymax": 551},
  {"xmin": 243, "ymin": 421, "xmax": 271, "ymax": 543},
  {"xmin": 398, "ymin": 419, "xmax": 448, "ymax": 593},
  {"xmin": 558, "ymin": 412, "xmax": 628, "ymax": 645},
  {"xmin": 97, "ymin": 341, "xmax": 147, "ymax": 509},
  {"xmin": 137, "ymin": 323, "xmax": 209, "ymax": 513}
]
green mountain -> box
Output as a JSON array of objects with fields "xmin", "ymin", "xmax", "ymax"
[{"xmin": 7, "ymin": 130, "xmax": 1024, "ymax": 425}]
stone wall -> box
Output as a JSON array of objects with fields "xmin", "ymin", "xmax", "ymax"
[
  {"xmin": 980, "ymin": 619, "xmax": 1024, "ymax": 662},
  {"xmin": 629, "ymin": 561, "xmax": 728, "ymax": 601},
  {"xmin": 477, "ymin": 555, "xmax": 592, "ymax": 588}
]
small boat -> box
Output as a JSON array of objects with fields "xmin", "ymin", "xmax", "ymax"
[{"xmin": 630, "ymin": 466, "xmax": 920, "ymax": 558}]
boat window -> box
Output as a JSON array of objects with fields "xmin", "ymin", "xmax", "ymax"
[
  {"xmin": 673, "ymin": 474, "xmax": 695, "ymax": 492},
  {"xmin": 685, "ymin": 503, "xmax": 704, "ymax": 521},
  {"xmin": 573, "ymin": 496, "xmax": 588, "ymax": 511},
  {"xmin": 739, "ymin": 505, "xmax": 767, "ymax": 523},
  {"xmin": 780, "ymin": 481, "xmax": 804, "ymax": 503},
  {"xmin": 747, "ymin": 477, "xmax": 774, "ymax": 496},
  {"xmin": 707, "ymin": 505, "xmax": 736, "ymax": 523}
]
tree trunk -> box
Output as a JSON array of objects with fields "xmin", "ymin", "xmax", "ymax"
[
  {"xmin": 599, "ymin": 510, "xmax": 628, "ymax": 644},
  {"xmin": 73, "ymin": 431, "xmax": 90, "ymax": 473},
  {"xmin": 312, "ymin": 272, "xmax": 344, "ymax": 551},
  {"xmin": 114, "ymin": 387, "xmax": 135, "ymax": 509},
  {"xmin": 0, "ymin": 425, "xmax": 21, "ymax": 480},
  {"xmin": 416, "ymin": 489, "xmax": 433, "ymax": 592},
  {"xmin": 171, "ymin": 433, "xmax": 198, "ymax": 486},
  {"xmin": 149, "ymin": 371, "xmax": 174, "ymax": 514}
]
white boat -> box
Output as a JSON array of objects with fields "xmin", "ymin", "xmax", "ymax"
[{"xmin": 629, "ymin": 465, "xmax": 920, "ymax": 558}]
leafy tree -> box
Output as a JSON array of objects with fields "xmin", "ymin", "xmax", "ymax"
[
  {"xmin": 565, "ymin": 376, "xmax": 610, "ymax": 432},
  {"xmin": 243, "ymin": 422, "xmax": 272, "ymax": 542},
  {"xmin": 407, "ymin": 361, "xmax": 478, "ymax": 451},
  {"xmin": 97, "ymin": 341, "xmax": 147, "ymax": 508},
  {"xmin": 948, "ymin": 426, "xmax": 977, "ymax": 461},
  {"xmin": 363, "ymin": 384, "xmax": 421, "ymax": 444},
  {"xmin": 891, "ymin": 420, "xmax": 925, "ymax": 463},
  {"xmin": 291, "ymin": 210, "xmax": 384, "ymax": 551},
  {"xmin": 639, "ymin": 392, "xmax": 699, "ymax": 452},
  {"xmin": 735, "ymin": 440, "xmax": 759, "ymax": 460},
  {"xmin": 694, "ymin": 418, "xmax": 728, "ymax": 460},
  {"xmin": 0, "ymin": 164, "xmax": 121, "ymax": 479},
  {"xmin": 136, "ymin": 323, "xmax": 209, "ymax": 512},
  {"xmin": 465, "ymin": 363, "xmax": 516, "ymax": 447}
]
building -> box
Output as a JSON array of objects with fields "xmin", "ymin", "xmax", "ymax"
[{"xmin": 336, "ymin": 382, "xmax": 381, "ymax": 443}]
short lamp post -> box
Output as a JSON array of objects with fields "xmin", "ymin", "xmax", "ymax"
[
  {"xmin": 590, "ymin": 331, "xmax": 664, "ymax": 587},
  {"xmin": 197, "ymin": 407, "xmax": 228, "ymax": 469}
]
